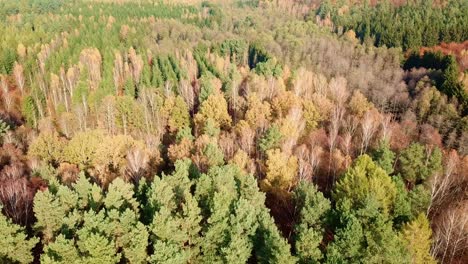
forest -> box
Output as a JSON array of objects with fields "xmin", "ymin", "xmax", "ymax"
[{"xmin": 0, "ymin": 0, "xmax": 466, "ymax": 263}]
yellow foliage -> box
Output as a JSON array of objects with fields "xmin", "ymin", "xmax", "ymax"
[
  {"xmin": 29, "ymin": 132, "xmax": 66, "ymax": 164},
  {"xmin": 401, "ymin": 214, "xmax": 437, "ymax": 264},
  {"xmin": 348, "ymin": 90, "xmax": 373, "ymax": 118},
  {"xmin": 271, "ymin": 91, "xmax": 300, "ymax": 118},
  {"xmin": 244, "ymin": 93, "xmax": 271, "ymax": 128},
  {"xmin": 230, "ymin": 150, "xmax": 255, "ymax": 175},
  {"xmin": 63, "ymin": 130, "xmax": 106, "ymax": 169},
  {"xmin": 194, "ymin": 93, "xmax": 231, "ymax": 131},
  {"xmin": 302, "ymin": 100, "xmax": 322, "ymax": 131},
  {"xmin": 311, "ymin": 93, "xmax": 333, "ymax": 120},
  {"xmin": 260, "ymin": 149, "xmax": 298, "ymax": 196},
  {"xmin": 94, "ymin": 134, "xmax": 145, "ymax": 173},
  {"xmin": 168, "ymin": 138, "xmax": 193, "ymax": 163},
  {"xmin": 161, "ymin": 95, "xmax": 190, "ymax": 133}
]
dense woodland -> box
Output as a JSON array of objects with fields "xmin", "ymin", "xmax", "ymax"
[{"xmin": 0, "ymin": 0, "xmax": 467, "ymax": 263}]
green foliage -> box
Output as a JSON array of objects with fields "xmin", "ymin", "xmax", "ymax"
[
  {"xmin": 144, "ymin": 159, "xmax": 294, "ymax": 263},
  {"xmin": 255, "ymin": 58, "xmax": 283, "ymax": 77},
  {"xmin": 199, "ymin": 73, "xmax": 215, "ymax": 103},
  {"xmin": 372, "ymin": 140, "xmax": 395, "ymax": 175},
  {"xmin": 408, "ymin": 185, "xmax": 431, "ymax": 220},
  {"xmin": 321, "ymin": 0, "xmax": 468, "ymax": 50},
  {"xmin": 215, "ymin": 39, "xmax": 248, "ymax": 64},
  {"xmin": 0, "ymin": 118, "xmax": 10, "ymax": 139},
  {"xmin": 247, "ymin": 43, "xmax": 283, "ymax": 77},
  {"xmin": 124, "ymin": 77, "xmax": 136, "ymax": 98},
  {"xmin": 202, "ymin": 118, "xmax": 221, "ymax": 138},
  {"xmin": 73, "ymin": 70, "xmax": 90, "ymax": 105},
  {"xmin": 404, "ymin": 52, "xmax": 468, "ymax": 113},
  {"xmin": 157, "ymin": 56, "xmax": 178, "ymax": 86},
  {"xmin": 202, "ymin": 143, "xmax": 224, "ymax": 167},
  {"xmin": 391, "ymin": 176, "xmax": 412, "ymax": 226},
  {"xmin": 162, "ymin": 95, "xmax": 191, "ymax": 134},
  {"xmin": 151, "ymin": 61, "xmax": 164, "ymax": 88},
  {"xmin": 115, "ymin": 96, "xmax": 144, "ymax": 133},
  {"xmin": 294, "ymin": 182, "xmax": 331, "ymax": 263},
  {"xmin": 327, "ymin": 155, "xmax": 412, "ymax": 263},
  {"xmin": 176, "ymin": 126, "xmax": 194, "ymax": 143},
  {"xmin": 0, "ymin": 47, "xmax": 16, "ymax": 74},
  {"xmin": 0, "ymin": 206, "xmax": 38, "ymax": 264},
  {"xmin": 200, "ymin": 2, "xmax": 224, "ymax": 27},
  {"xmin": 35, "ymin": 175, "xmax": 148, "ymax": 263},
  {"xmin": 21, "ymin": 95, "xmax": 39, "ymax": 127},
  {"xmin": 398, "ymin": 143, "xmax": 442, "ymax": 184},
  {"xmin": 259, "ymin": 125, "xmax": 282, "ymax": 153},
  {"xmin": 254, "ymin": 210, "xmax": 297, "ymax": 264},
  {"xmin": 333, "ymin": 155, "xmax": 397, "ymax": 218},
  {"xmin": 1, "ymin": 1, "xmax": 460, "ymax": 263},
  {"xmin": 326, "ymin": 214, "xmax": 409, "ymax": 264}
]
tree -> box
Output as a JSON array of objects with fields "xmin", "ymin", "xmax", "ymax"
[
  {"xmin": 401, "ymin": 213, "xmax": 437, "ymax": 264},
  {"xmin": 260, "ymin": 149, "xmax": 298, "ymax": 196},
  {"xmin": 325, "ymin": 215, "xmax": 364, "ymax": 264},
  {"xmin": 0, "ymin": 118, "xmax": 10, "ymax": 141},
  {"xmin": 0, "ymin": 205, "xmax": 38, "ymax": 264},
  {"xmin": 195, "ymin": 93, "xmax": 231, "ymax": 132},
  {"xmin": 371, "ymin": 140, "xmax": 395, "ymax": 175},
  {"xmin": 29, "ymin": 132, "xmax": 66, "ymax": 165},
  {"xmin": 244, "ymin": 93, "xmax": 271, "ymax": 129},
  {"xmin": 259, "ymin": 125, "xmax": 282, "ymax": 153},
  {"xmin": 115, "ymin": 96, "xmax": 144, "ymax": 135},
  {"xmin": 35, "ymin": 175, "xmax": 148, "ymax": 263},
  {"xmin": 333, "ymin": 155, "xmax": 397, "ymax": 218},
  {"xmin": 21, "ymin": 95, "xmax": 39, "ymax": 127},
  {"xmin": 63, "ymin": 130, "xmax": 105, "ymax": 169},
  {"xmin": 93, "ymin": 134, "xmax": 146, "ymax": 185},
  {"xmin": 302, "ymin": 100, "xmax": 322, "ymax": 131},
  {"xmin": 399, "ymin": 143, "xmax": 442, "ymax": 185},
  {"xmin": 161, "ymin": 95, "xmax": 190, "ymax": 134},
  {"xmin": 349, "ymin": 90, "xmax": 373, "ymax": 119},
  {"xmin": 144, "ymin": 160, "xmax": 295, "ymax": 263},
  {"xmin": 294, "ymin": 182, "xmax": 331, "ymax": 263},
  {"xmin": 328, "ymin": 155, "xmax": 411, "ymax": 263}
]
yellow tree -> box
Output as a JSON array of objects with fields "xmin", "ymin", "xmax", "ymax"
[
  {"xmin": 401, "ymin": 213, "xmax": 437, "ymax": 264},
  {"xmin": 260, "ymin": 149, "xmax": 298, "ymax": 197},
  {"xmin": 29, "ymin": 132, "xmax": 66, "ymax": 165},
  {"xmin": 348, "ymin": 90, "xmax": 373, "ymax": 119},
  {"xmin": 244, "ymin": 93, "xmax": 271, "ymax": 130},
  {"xmin": 271, "ymin": 91, "xmax": 301, "ymax": 119},
  {"xmin": 63, "ymin": 130, "xmax": 105, "ymax": 169},
  {"xmin": 194, "ymin": 93, "xmax": 231, "ymax": 133},
  {"xmin": 302, "ymin": 100, "xmax": 322, "ymax": 132},
  {"xmin": 161, "ymin": 95, "xmax": 190, "ymax": 134}
]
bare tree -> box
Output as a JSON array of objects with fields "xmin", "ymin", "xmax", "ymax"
[
  {"xmin": 0, "ymin": 164, "xmax": 34, "ymax": 226},
  {"xmin": 282, "ymin": 107, "xmax": 304, "ymax": 155},
  {"xmin": 380, "ymin": 114, "xmax": 393, "ymax": 142},
  {"xmin": 113, "ymin": 51, "xmax": 125, "ymax": 95},
  {"xmin": 128, "ymin": 47, "xmax": 143, "ymax": 85},
  {"xmin": 178, "ymin": 80, "xmax": 195, "ymax": 112},
  {"xmin": 360, "ymin": 110, "xmax": 380, "ymax": 154},
  {"xmin": 432, "ymin": 203, "xmax": 468, "ymax": 263},
  {"xmin": 79, "ymin": 48, "xmax": 102, "ymax": 90},
  {"xmin": 13, "ymin": 62, "xmax": 25, "ymax": 96},
  {"xmin": 125, "ymin": 148, "xmax": 149, "ymax": 183},
  {"xmin": 328, "ymin": 76, "xmax": 349, "ymax": 105},
  {"xmin": 428, "ymin": 150, "xmax": 459, "ymax": 215},
  {"xmin": 328, "ymin": 106, "xmax": 344, "ymax": 177},
  {"xmin": 295, "ymin": 145, "xmax": 311, "ymax": 182}
]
